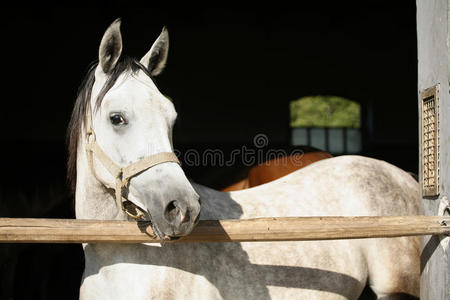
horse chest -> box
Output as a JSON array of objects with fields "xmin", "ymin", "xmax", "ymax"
[{"xmin": 81, "ymin": 241, "xmax": 365, "ymax": 300}]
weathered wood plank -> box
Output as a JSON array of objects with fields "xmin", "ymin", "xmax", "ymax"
[{"xmin": 0, "ymin": 216, "xmax": 448, "ymax": 244}]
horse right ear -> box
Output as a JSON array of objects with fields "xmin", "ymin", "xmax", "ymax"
[
  {"xmin": 98, "ymin": 18, "xmax": 123, "ymax": 74},
  {"xmin": 140, "ymin": 27, "xmax": 169, "ymax": 76}
]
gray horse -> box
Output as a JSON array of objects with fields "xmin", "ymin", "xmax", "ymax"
[{"xmin": 68, "ymin": 19, "xmax": 420, "ymax": 299}]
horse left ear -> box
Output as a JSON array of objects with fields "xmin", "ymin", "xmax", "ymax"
[
  {"xmin": 98, "ymin": 18, "xmax": 123, "ymax": 74},
  {"xmin": 140, "ymin": 27, "xmax": 169, "ymax": 76}
]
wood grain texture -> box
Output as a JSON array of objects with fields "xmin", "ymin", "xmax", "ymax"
[{"xmin": 0, "ymin": 216, "xmax": 448, "ymax": 244}]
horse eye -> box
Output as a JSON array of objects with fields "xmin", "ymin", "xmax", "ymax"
[{"xmin": 110, "ymin": 114, "xmax": 127, "ymax": 126}]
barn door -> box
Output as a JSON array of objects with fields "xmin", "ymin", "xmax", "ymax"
[{"xmin": 417, "ymin": 1, "xmax": 450, "ymax": 299}]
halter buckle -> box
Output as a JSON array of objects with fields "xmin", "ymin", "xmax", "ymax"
[{"xmin": 86, "ymin": 129, "xmax": 96, "ymax": 144}]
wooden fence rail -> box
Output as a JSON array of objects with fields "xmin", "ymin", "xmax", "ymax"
[{"xmin": 0, "ymin": 216, "xmax": 449, "ymax": 244}]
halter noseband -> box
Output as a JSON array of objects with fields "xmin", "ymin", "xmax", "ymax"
[{"xmin": 84, "ymin": 105, "xmax": 180, "ymax": 220}]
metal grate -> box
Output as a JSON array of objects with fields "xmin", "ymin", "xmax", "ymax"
[{"xmin": 420, "ymin": 84, "xmax": 440, "ymax": 197}]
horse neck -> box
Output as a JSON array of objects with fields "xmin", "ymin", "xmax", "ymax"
[
  {"xmin": 190, "ymin": 182, "xmax": 244, "ymax": 220},
  {"xmin": 74, "ymin": 128, "xmax": 125, "ymax": 220}
]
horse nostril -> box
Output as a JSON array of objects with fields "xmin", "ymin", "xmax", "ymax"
[
  {"xmin": 164, "ymin": 200, "xmax": 180, "ymax": 223},
  {"xmin": 181, "ymin": 209, "xmax": 190, "ymax": 224}
]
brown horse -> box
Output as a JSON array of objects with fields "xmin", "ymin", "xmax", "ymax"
[{"xmin": 221, "ymin": 149, "xmax": 332, "ymax": 192}]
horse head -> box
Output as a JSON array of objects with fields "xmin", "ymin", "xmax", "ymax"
[{"xmin": 70, "ymin": 19, "xmax": 200, "ymax": 239}]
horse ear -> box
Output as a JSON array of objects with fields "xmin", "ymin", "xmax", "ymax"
[
  {"xmin": 140, "ymin": 27, "xmax": 169, "ymax": 76},
  {"xmin": 98, "ymin": 18, "xmax": 123, "ymax": 74}
]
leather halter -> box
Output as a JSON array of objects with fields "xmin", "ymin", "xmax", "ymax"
[{"xmin": 84, "ymin": 105, "xmax": 180, "ymax": 220}]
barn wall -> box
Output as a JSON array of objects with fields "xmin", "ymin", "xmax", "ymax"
[{"xmin": 416, "ymin": 1, "xmax": 450, "ymax": 299}]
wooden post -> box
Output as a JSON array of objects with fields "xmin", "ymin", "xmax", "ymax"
[
  {"xmin": 0, "ymin": 216, "xmax": 448, "ymax": 244},
  {"xmin": 417, "ymin": 1, "xmax": 450, "ymax": 299}
]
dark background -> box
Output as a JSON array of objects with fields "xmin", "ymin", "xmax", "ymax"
[{"xmin": 0, "ymin": 2, "xmax": 418, "ymax": 299}]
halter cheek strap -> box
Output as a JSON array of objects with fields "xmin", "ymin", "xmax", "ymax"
[{"xmin": 85, "ymin": 106, "xmax": 180, "ymax": 220}]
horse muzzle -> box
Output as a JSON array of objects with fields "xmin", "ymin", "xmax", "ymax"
[
  {"xmin": 151, "ymin": 195, "xmax": 201, "ymax": 239},
  {"xmin": 126, "ymin": 164, "xmax": 201, "ymax": 239}
]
